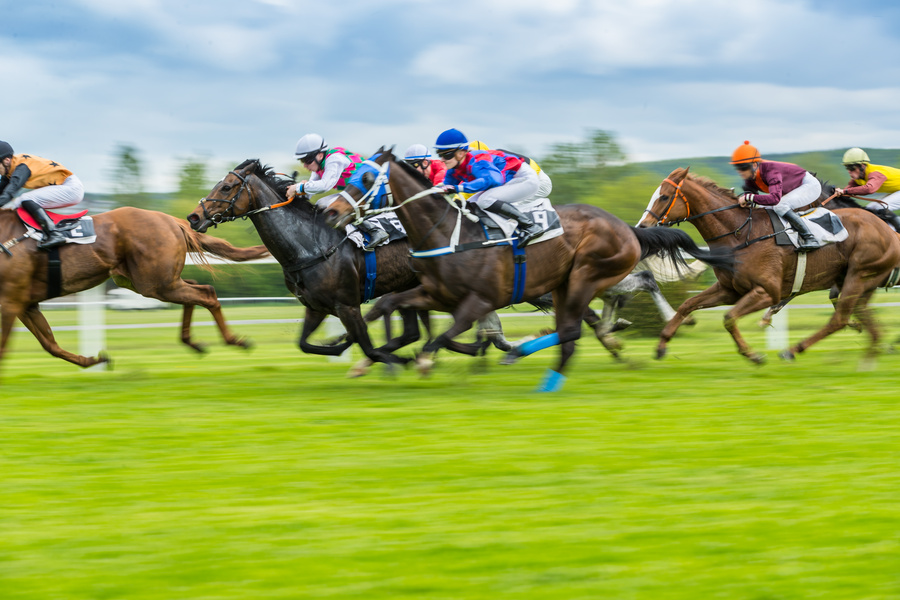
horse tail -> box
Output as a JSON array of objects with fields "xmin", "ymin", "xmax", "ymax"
[
  {"xmin": 175, "ymin": 220, "xmax": 270, "ymax": 272},
  {"xmin": 632, "ymin": 227, "xmax": 735, "ymax": 273}
]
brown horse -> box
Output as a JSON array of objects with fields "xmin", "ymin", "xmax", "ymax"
[
  {"xmin": 638, "ymin": 168, "xmax": 900, "ymax": 363},
  {"xmin": 322, "ymin": 150, "xmax": 734, "ymax": 391},
  {"xmin": 0, "ymin": 206, "xmax": 269, "ymax": 370}
]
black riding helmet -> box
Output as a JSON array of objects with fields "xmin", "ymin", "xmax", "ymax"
[{"xmin": 0, "ymin": 140, "xmax": 13, "ymax": 159}]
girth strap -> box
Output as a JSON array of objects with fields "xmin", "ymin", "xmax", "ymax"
[{"xmin": 46, "ymin": 246, "xmax": 62, "ymax": 299}]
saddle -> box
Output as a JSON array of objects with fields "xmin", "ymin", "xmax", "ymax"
[
  {"xmin": 470, "ymin": 197, "xmax": 564, "ymax": 246},
  {"xmin": 15, "ymin": 207, "xmax": 97, "ymax": 245},
  {"xmin": 346, "ymin": 212, "xmax": 407, "ymax": 250},
  {"xmin": 765, "ymin": 207, "xmax": 848, "ymax": 249}
]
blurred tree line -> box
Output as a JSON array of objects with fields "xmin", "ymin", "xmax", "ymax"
[{"xmin": 101, "ymin": 136, "xmax": 900, "ymax": 307}]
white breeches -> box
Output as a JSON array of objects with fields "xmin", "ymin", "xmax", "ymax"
[
  {"xmin": 864, "ymin": 190, "xmax": 900, "ymax": 213},
  {"xmin": 471, "ymin": 163, "xmax": 540, "ymax": 210},
  {"xmin": 772, "ymin": 173, "xmax": 821, "ymax": 216},
  {"xmin": 536, "ymin": 170, "xmax": 553, "ymax": 199},
  {"xmin": 2, "ymin": 175, "xmax": 85, "ymax": 210}
]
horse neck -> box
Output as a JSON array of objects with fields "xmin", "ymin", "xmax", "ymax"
[
  {"xmin": 247, "ymin": 177, "xmax": 341, "ymax": 263},
  {"xmin": 387, "ymin": 174, "xmax": 461, "ymax": 248},
  {"xmin": 682, "ymin": 180, "xmax": 748, "ymax": 243}
]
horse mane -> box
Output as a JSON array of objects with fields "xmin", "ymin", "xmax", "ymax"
[
  {"xmin": 394, "ymin": 155, "xmax": 436, "ymax": 189},
  {"xmin": 236, "ymin": 158, "xmax": 296, "ymax": 199},
  {"xmin": 687, "ymin": 174, "xmax": 738, "ymax": 199}
]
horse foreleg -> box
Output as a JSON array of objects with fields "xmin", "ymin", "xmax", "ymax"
[
  {"xmin": 298, "ymin": 308, "xmax": 352, "ymax": 356},
  {"xmin": 334, "ymin": 303, "xmax": 409, "ymax": 368},
  {"xmin": 723, "ymin": 287, "xmax": 779, "ymax": 364},
  {"xmin": 17, "ymin": 304, "xmax": 109, "ymax": 368},
  {"xmin": 658, "ymin": 282, "xmax": 741, "ymax": 360},
  {"xmin": 179, "ymin": 304, "xmax": 205, "ymax": 353},
  {"xmin": 149, "ymin": 279, "xmax": 251, "ymax": 350},
  {"xmin": 419, "ymin": 294, "xmax": 493, "ymax": 373},
  {"xmin": 375, "ymin": 308, "xmax": 421, "ymax": 353}
]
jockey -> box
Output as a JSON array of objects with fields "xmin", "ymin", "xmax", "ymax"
[
  {"xmin": 0, "ymin": 140, "xmax": 83, "ymax": 250},
  {"xmin": 469, "ymin": 140, "xmax": 553, "ymax": 200},
  {"xmin": 731, "ymin": 140, "xmax": 820, "ymax": 251},
  {"xmin": 286, "ymin": 133, "xmax": 388, "ymax": 251},
  {"xmin": 402, "ymin": 144, "xmax": 446, "ymax": 186},
  {"xmin": 835, "ymin": 147, "xmax": 900, "ymax": 230},
  {"xmin": 435, "ymin": 128, "xmax": 543, "ymax": 247}
]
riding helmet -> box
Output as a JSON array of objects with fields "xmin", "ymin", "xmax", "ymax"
[
  {"xmin": 0, "ymin": 140, "xmax": 13, "ymax": 159},
  {"xmin": 294, "ymin": 133, "xmax": 327, "ymax": 161},
  {"xmin": 730, "ymin": 141, "xmax": 762, "ymax": 165},
  {"xmin": 842, "ymin": 147, "xmax": 870, "ymax": 165}
]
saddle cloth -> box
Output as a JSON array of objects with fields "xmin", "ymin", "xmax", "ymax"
[
  {"xmin": 767, "ymin": 206, "xmax": 848, "ymax": 249},
  {"xmin": 16, "ymin": 208, "xmax": 97, "ymax": 245},
  {"xmin": 346, "ymin": 211, "xmax": 406, "ymax": 250},
  {"xmin": 470, "ymin": 197, "xmax": 564, "ymax": 245}
]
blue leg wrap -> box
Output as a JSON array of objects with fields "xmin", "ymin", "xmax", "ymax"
[
  {"xmin": 536, "ymin": 369, "xmax": 567, "ymax": 393},
  {"xmin": 516, "ymin": 332, "xmax": 560, "ymax": 357}
]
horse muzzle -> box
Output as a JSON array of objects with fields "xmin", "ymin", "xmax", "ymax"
[
  {"xmin": 324, "ymin": 207, "xmax": 353, "ymax": 229},
  {"xmin": 186, "ymin": 213, "xmax": 211, "ymax": 233}
]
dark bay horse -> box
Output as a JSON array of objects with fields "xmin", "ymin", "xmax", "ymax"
[
  {"xmin": 322, "ymin": 150, "xmax": 734, "ymax": 391},
  {"xmin": 186, "ymin": 159, "xmax": 513, "ymax": 371},
  {"xmin": 638, "ymin": 168, "xmax": 900, "ymax": 363},
  {"xmin": 0, "ymin": 207, "xmax": 269, "ymax": 370}
]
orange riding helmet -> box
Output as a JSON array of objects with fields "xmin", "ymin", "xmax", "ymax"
[{"xmin": 730, "ymin": 140, "xmax": 762, "ymax": 165}]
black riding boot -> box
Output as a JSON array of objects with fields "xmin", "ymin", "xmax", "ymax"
[
  {"xmin": 887, "ymin": 212, "xmax": 900, "ymax": 232},
  {"xmin": 782, "ymin": 209, "xmax": 818, "ymax": 251},
  {"xmin": 357, "ymin": 219, "xmax": 388, "ymax": 251},
  {"xmin": 21, "ymin": 200, "xmax": 66, "ymax": 250},
  {"xmin": 492, "ymin": 201, "xmax": 543, "ymax": 247}
]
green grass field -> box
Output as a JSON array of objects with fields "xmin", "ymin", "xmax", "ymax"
[{"xmin": 2, "ymin": 295, "xmax": 899, "ymax": 599}]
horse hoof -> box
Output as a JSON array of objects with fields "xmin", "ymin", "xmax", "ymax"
[
  {"xmin": 500, "ymin": 348, "xmax": 522, "ymax": 366},
  {"xmin": 779, "ymin": 349, "xmax": 795, "ymax": 362},
  {"xmin": 416, "ymin": 355, "xmax": 434, "ymax": 376},
  {"xmin": 683, "ymin": 316, "xmax": 697, "ymax": 327},
  {"xmin": 535, "ymin": 369, "xmax": 566, "ymax": 393},
  {"xmin": 748, "ymin": 353, "xmax": 766, "ymax": 365},
  {"xmin": 346, "ymin": 358, "xmax": 373, "ymax": 378},
  {"xmin": 235, "ymin": 337, "xmax": 253, "ymax": 350},
  {"xmin": 655, "ymin": 347, "xmax": 667, "ymax": 360}
]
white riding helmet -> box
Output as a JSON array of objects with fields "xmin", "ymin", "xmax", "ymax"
[
  {"xmin": 294, "ymin": 133, "xmax": 327, "ymax": 160},
  {"xmin": 403, "ymin": 143, "xmax": 431, "ymax": 162}
]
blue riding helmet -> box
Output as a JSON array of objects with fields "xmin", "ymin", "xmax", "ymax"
[{"xmin": 434, "ymin": 129, "xmax": 468, "ymax": 158}]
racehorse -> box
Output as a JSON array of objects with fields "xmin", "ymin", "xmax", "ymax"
[
  {"xmin": 638, "ymin": 168, "xmax": 900, "ymax": 363},
  {"xmin": 0, "ymin": 206, "xmax": 269, "ymax": 370},
  {"xmin": 186, "ymin": 159, "xmax": 516, "ymax": 371},
  {"xmin": 322, "ymin": 149, "xmax": 735, "ymax": 390}
]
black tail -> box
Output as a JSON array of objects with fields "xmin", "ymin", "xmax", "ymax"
[{"xmin": 632, "ymin": 227, "xmax": 735, "ymax": 273}]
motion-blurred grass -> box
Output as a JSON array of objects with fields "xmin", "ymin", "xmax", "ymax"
[{"xmin": 1, "ymin": 295, "xmax": 899, "ymax": 599}]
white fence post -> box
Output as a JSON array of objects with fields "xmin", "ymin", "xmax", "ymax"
[
  {"xmin": 766, "ymin": 306, "xmax": 788, "ymax": 350},
  {"xmin": 78, "ymin": 285, "xmax": 107, "ymax": 371}
]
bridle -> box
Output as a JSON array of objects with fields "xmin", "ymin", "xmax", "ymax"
[
  {"xmin": 196, "ymin": 160, "xmax": 296, "ymax": 227},
  {"xmin": 338, "ymin": 158, "xmax": 479, "ymax": 256},
  {"xmin": 646, "ymin": 176, "xmax": 757, "ymax": 245}
]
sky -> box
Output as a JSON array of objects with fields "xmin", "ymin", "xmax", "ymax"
[{"xmin": 4, "ymin": 0, "xmax": 900, "ymax": 193}]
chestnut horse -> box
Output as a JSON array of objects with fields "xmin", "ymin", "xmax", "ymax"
[
  {"xmin": 322, "ymin": 150, "xmax": 735, "ymax": 391},
  {"xmin": 638, "ymin": 168, "xmax": 900, "ymax": 363},
  {"xmin": 0, "ymin": 207, "xmax": 269, "ymax": 370}
]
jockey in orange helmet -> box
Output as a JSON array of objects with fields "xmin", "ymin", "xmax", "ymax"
[{"xmin": 731, "ymin": 140, "xmax": 820, "ymax": 251}]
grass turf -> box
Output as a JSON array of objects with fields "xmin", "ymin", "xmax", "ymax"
[{"xmin": 1, "ymin": 296, "xmax": 899, "ymax": 598}]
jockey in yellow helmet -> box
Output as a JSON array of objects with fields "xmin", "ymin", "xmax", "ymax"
[{"xmin": 835, "ymin": 148, "xmax": 900, "ymax": 230}]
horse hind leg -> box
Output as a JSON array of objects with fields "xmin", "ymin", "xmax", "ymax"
[
  {"xmin": 17, "ymin": 304, "xmax": 109, "ymax": 368},
  {"xmin": 146, "ymin": 278, "xmax": 252, "ymax": 351}
]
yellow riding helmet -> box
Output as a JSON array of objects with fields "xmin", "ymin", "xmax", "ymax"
[
  {"xmin": 842, "ymin": 147, "xmax": 870, "ymax": 165},
  {"xmin": 731, "ymin": 140, "xmax": 762, "ymax": 165},
  {"xmin": 469, "ymin": 140, "xmax": 490, "ymax": 151}
]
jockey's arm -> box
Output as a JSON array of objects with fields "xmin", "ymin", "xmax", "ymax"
[{"xmin": 0, "ymin": 164, "xmax": 31, "ymax": 206}]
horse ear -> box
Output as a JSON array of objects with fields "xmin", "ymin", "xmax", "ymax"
[
  {"xmin": 385, "ymin": 145, "xmax": 396, "ymax": 160},
  {"xmin": 681, "ymin": 166, "xmax": 691, "ymax": 180}
]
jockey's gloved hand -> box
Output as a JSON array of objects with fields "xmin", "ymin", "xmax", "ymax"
[
  {"xmin": 441, "ymin": 185, "xmax": 457, "ymax": 194},
  {"xmin": 739, "ymin": 193, "xmax": 757, "ymax": 208}
]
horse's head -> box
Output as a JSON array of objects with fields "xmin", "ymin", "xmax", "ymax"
[
  {"xmin": 323, "ymin": 147, "xmax": 393, "ymax": 230},
  {"xmin": 638, "ymin": 167, "xmax": 692, "ymax": 228},
  {"xmin": 187, "ymin": 159, "xmax": 294, "ymax": 232}
]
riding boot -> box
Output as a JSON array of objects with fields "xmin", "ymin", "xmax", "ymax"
[
  {"xmin": 491, "ymin": 201, "xmax": 543, "ymax": 247},
  {"xmin": 781, "ymin": 209, "xmax": 818, "ymax": 251},
  {"xmin": 887, "ymin": 212, "xmax": 900, "ymax": 232},
  {"xmin": 21, "ymin": 199, "xmax": 67, "ymax": 250},
  {"xmin": 357, "ymin": 218, "xmax": 389, "ymax": 251}
]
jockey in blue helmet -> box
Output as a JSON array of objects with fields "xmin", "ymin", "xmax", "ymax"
[{"xmin": 435, "ymin": 128, "xmax": 543, "ymax": 246}]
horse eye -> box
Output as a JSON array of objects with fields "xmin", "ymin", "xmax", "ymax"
[
  {"xmin": 222, "ymin": 184, "xmax": 233, "ymax": 192},
  {"xmin": 361, "ymin": 172, "xmax": 375, "ymax": 188}
]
